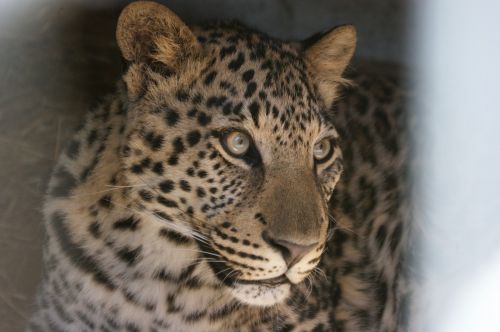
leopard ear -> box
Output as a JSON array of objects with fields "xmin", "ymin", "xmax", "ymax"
[
  {"xmin": 116, "ymin": 1, "xmax": 200, "ymax": 67},
  {"xmin": 304, "ymin": 25, "xmax": 356, "ymax": 106}
]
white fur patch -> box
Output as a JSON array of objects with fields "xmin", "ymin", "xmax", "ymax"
[{"xmin": 230, "ymin": 283, "xmax": 290, "ymax": 306}]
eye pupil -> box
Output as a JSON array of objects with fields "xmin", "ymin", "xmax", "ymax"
[
  {"xmin": 226, "ymin": 131, "xmax": 250, "ymax": 155},
  {"xmin": 313, "ymin": 139, "xmax": 332, "ymax": 161},
  {"xmin": 234, "ymin": 136, "xmax": 243, "ymax": 146}
]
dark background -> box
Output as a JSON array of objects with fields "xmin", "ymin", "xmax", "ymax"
[{"xmin": 0, "ymin": 0, "xmax": 406, "ymax": 330}]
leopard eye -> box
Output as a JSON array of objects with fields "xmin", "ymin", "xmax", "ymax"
[
  {"xmin": 224, "ymin": 130, "xmax": 251, "ymax": 156},
  {"xmin": 313, "ymin": 138, "xmax": 332, "ymax": 162}
]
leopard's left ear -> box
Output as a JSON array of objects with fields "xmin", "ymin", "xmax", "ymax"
[
  {"xmin": 116, "ymin": 1, "xmax": 200, "ymax": 67},
  {"xmin": 304, "ymin": 25, "xmax": 356, "ymax": 106}
]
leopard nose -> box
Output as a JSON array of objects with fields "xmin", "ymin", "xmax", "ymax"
[{"xmin": 262, "ymin": 231, "xmax": 318, "ymax": 267}]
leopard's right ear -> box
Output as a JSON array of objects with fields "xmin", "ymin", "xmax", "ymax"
[
  {"xmin": 116, "ymin": 1, "xmax": 200, "ymax": 68},
  {"xmin": 304, "ymin": 25, "xmax": 356, "ymax": 107}
]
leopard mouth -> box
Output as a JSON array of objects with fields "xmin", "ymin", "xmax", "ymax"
[
  {"xmin": 235, "ymin": 275, "xmax": 289, "ymax": 287},
  {"xmin": 196, "ymin": 240, "xmax": 288, "ymax": 287}
]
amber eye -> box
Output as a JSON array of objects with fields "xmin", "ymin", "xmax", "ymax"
[
  {"xmin": 313, "ymin": 138, "xmax": 332, "ymax": 162},
  {"xmin": 224, "ymin": 131, "xmax": 251, "ymax": 156}
]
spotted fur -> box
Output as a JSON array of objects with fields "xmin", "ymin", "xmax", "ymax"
[{"xmin": 29, "ymin": 2, "xmax": 409, "ymax": 331}]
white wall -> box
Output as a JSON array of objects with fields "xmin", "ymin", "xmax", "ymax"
[{"xmin": 413, "ymin": 0, "xmax": 500, "ymax": 330}]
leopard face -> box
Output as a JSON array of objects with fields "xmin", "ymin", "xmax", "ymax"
[{"xmin": 117, "ymin": 1, "xmax": 355, "ymax": 306}]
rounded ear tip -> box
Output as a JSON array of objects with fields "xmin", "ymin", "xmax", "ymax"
[
  {"xmin": 116, "ymin": 1, "xmax": 198, "ymax": 66},
  {"xmin": 117, "ymin": 1, "xmax": 165, "ymax": 28},
  {"xmin": 116, "ymin": 1, "xmax": 182, "ymax": 62},
  {"xmin": 120, "ymin": 1, "xmax": 162, "ymax": 13},
  {"xmin": 335, "ymin": 24, "xmax": 357, "ymax": 41}
]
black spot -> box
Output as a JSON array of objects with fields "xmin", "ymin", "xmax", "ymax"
[
  {"xmin": 165, "ymin": 108, "xmax": 180, "ymax": 126},
  {"xmin": 206, "ymin": 96, "xmax": 227, "ymax": 108},
  {"xmin": 149, "ymin": 61, "xmax": 174, "ymax": 78},
  {"xmin": 242, "ymin": 69, "xmax": 255, "ymax": 82},
  {"xmin": 187, "ymin": 130, "xmax": 201, "ymax": 147},
  {"xmin": 139, "ymin": 190, "xmax": 154, "ymax": 202},
  {"xmin": 184, "ymin": 309, "xmax": 207, "ymax": 322},
  {"xmin": 66, "ymin": 140, "xmax": 80, "ymax": 159},
  {"xmin": 152, "ymin": 210, "xmax": 173, "ymax": 221},
  {"xmin": 159, "ymin": 180, "xmax": 175, "ymax": 193},
  {"xmin": 375, "ymin": 225, "xmax": 387, "ymax": 249},
  {"xmin": 196, "ymin": 187, "xmax": 206, "ymax": 198},
  {"xmin": 159, "ymin": 228, "xmax": 192, "ymax": 245},
  {"xmin": 244, "ymin": 82, "xmax": 257, "ymax": 98},
  {"xmin": 116, "ymin": 246, "xmax": 142, "ymax": 266},
  {"xmin": 87, "ymin": 129, "xmax": 98, "ymax": 146},
  {"xmin": 168, "ymin": 155, "xmax": 178, "ymax": 165},
  {"xmin": 175, "ymin": 89, "xmax": 189, "ymax": 102},
  {"xmin": 232, "ymin": 102, "xmax": 243, "ymax": 116},
  {"xmin": 222, "ymin": 102, "xmax": 233, "ymax": 115},
  {"xmin": 192, "ymin": 94, "xmax": 203, "ymax": 105},
  {"xmin": 228, "ymin": 52, "xmax": 245, "ymax": 71},
  {"xmin": 249, "ymin": 101, "xmax": 260, "ymax": 128},
  {"xmin": 179, "ymin": 180, "xmax": 191, "ymax": 192},
  {"xmin": 254, "ymin": 213, "xmax": 267, "ymax": 225},
  {"xmin": 157, "ymin": 196, "xmax": 178, "ymax": 208},
  {"xmin": 140, "ymin": 157, "xmax": 151, "ymax": 167},
  {"xmin": 173, "ymin": 137, "xmax": 185, "ymax": 154},
  {"xmin": 209, "ymin": 151, "xmax": 218, "ymax": 159},
  {"xmin": 220, "ymin": 45, "xmax": 236, "ymax": 59},
  {"xmin": 187, "ymin": 108, "xmax": 198, "ymax": 118},
  {"xmin": 88, "ymin": 221, "xmax": 101, "ymax": 238},
  {"xmin": 209, "ymin": 302, "xmax": 239, "ymax": 321},
  {"xmin": 113, "ymin": 216, "xmax": 140, "ymax": 231},
  {"xmin": 204, "ymin": 71, "xmax": 217, "ymax": 86},
  {"xmin": 152, "ymin": 162, "xmax": 164, "ymax": 175},
  {"xmin": 272, "ymin": 106, "xmax": 279, "ymax": 118},
  {"xmin": 144, "ymin": 131, "xmax": 164, "ymax": 151},
  {"xmin": 197, "ymin": 112, "xmax": 211, "ymax": 126},
  {"xmin": 98, "ymin": 195, "xmax": 112, "ymax": 209}
]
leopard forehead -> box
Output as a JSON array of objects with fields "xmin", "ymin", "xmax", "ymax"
[{"xmin": 127, "ymin": 23, "xmax": 337, "ymax": 152}]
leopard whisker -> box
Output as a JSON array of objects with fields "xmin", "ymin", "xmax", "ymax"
[
  {"xmin": 221, "ymin": 269, "xmax": 239, "ymax": 285},
  {"xmin": 134, "ymin": 174, "xmax": 217, "ymax": 232},
  {"xmin": 67, "ymin": 183, "xmax": 150, "ymax": 198},
  {"xmin": 107, "ymin": 199, "xmax": 212, "ymax": 246}
]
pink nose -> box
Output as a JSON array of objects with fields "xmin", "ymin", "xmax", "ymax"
[{"xmin": 263, "ymin": 231, "xmax": 318, "ymax": 267}]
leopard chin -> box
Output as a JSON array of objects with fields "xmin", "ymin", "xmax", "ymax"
[{"xmin": 230, "ymin": 282, "xmax": 291, "ymax": 306}]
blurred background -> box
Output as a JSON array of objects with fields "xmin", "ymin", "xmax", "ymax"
[{"xmin": 1, "ymin": 0, "xmax": 499, "ymax": 331}]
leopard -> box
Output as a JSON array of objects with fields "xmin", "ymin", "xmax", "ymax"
[{"xmin": 29, "ymin": 1, "xmax": 410, "ymax": 331}]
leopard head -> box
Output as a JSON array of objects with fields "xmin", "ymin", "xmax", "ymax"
[{"xmin": 117, "ymin": 1, "xmax": 355, "ymax": 306}]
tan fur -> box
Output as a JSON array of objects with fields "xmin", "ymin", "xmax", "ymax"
[
  {"xmin": 30, "ymin": 3, "xmax": 408, "ymax": 331},
  {"xmin": 305, "ymin": 25, "xmax": 357, "ymax": 105},
  {"xmin": 116, "ymin": 1, "xmax": 200, "ymax": 66}
]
